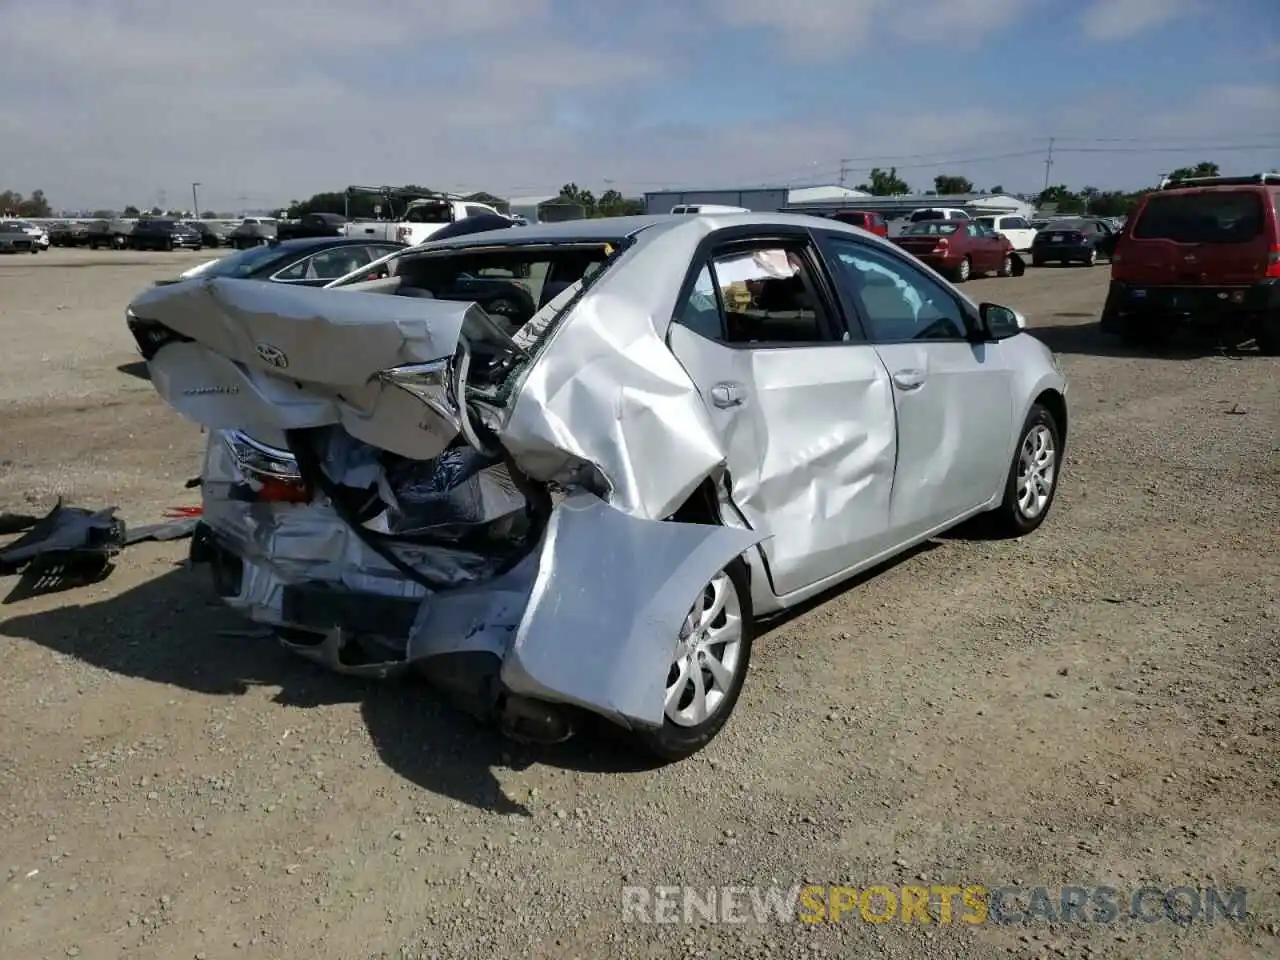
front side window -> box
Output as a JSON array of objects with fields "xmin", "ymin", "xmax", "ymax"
[{"xmin": 823, "ymin": 239, "xmax": 968, "ymax": 342}]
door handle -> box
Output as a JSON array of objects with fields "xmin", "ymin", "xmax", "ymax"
[
  {"xmin": 892, "ymin": 369, "xmax": 926, "ymax": 390},
  {"xmin": 710, "ymin": 382, "xmax": 747, "ymax": 408}
]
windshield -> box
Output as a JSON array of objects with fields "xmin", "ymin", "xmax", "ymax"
[
  {"xmin": 975, "ymin": 217, "xmax": 996, "ymax": 228},
  {"xmin": 902, "ymin": 222, "xmax": 960, "ymax": 236},
  {"xmin": 195, "ymin": 244, "xmax": 291, "ymax": 278},
  {"xmin": 1044, "ymin": 220, "xmax": 1090, "ymax": 232},
  {"xmin": 1132, "ymin": 191, "xmax": 1265, "ymax": 243},
  {"xmin": 910, "ymin": 210, "xmax": 945, "ymax": 222}
]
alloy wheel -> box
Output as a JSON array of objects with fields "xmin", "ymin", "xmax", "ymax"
[
  {"xmin": 1016, "ymin": 424, "xmax": 1057, "ymax": 519},
  {"xmin": 664, "ymin": 571, "xmax": 744, "ymax": 727}
]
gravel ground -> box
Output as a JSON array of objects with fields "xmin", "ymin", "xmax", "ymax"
[{"xmin": 1, "ymin": 247, "xmax": 1277, "ymax": 960}]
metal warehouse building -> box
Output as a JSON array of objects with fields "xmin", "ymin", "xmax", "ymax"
[{"xmin": 643, "ymin": 187, "xmax": 790, "ymax": 214}]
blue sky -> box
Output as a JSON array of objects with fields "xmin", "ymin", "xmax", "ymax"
[{"xmin": 0, "ymin": 0, "xmax": 1276, "ymax": 210}]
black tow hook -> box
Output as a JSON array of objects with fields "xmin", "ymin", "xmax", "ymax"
[{"xmin": 499, "ymin": 695, "xmax": 575, "ymax": 745}]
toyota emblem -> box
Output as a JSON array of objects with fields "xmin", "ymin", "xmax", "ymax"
[{"xmin": 255, "ymin": 343, "xmax": 288, "ymax": 368}]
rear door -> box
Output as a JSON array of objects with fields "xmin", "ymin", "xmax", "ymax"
[
  {"xmin": 1122, "ymin": 189, "xmax": 1272, "ymax": 285},
  {"xmin": 666, "ymin": 229, "xmax": 898, "ymax": 598}
]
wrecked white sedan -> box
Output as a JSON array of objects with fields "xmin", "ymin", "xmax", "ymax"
[{"xmin": 126, "ymin": 213, "xmax": 1067, "ymax": 760}]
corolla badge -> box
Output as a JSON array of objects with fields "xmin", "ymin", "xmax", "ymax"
[{"xmin": 255, "ymin": 343, "xmax": 289, "ymax": 368}]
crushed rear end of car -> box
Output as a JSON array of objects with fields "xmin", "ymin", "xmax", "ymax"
[{"xmin": 126, "ymin": 252, "xmax": 763, "ymax": 746}]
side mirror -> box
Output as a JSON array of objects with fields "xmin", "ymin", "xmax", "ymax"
[{"xmin": 979, "ymin": 302, "xmax": 1025, "ymax": 340}]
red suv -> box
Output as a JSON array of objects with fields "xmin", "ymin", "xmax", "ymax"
[
  {"xmin": 827, "ymin": 210, "xmax": 889, "ymax": 238},
  {"xmin": 1101, "ymin": 173, "xmax": 1280, "ymax": 353}
]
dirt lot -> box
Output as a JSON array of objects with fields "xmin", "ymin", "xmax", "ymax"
[{"xmin": 1, "ymin": 247, "xmax": 1277, "ymax": 960}]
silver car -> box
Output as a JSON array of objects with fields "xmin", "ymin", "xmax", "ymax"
[{"xmin": 126, "ymin": 213, "xmax": 1067, "ymax": 761}]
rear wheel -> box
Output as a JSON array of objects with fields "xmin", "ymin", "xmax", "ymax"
[
  {"xmin": 1084, "ymin": 248, "xmax": 1098, "ymax": 267},
  {"xmin": 1256, "ymin": 317, "xmax": 1280, "ymax": 356},
  {"xmin": 635, "ymin": 559, "xmax": 754, "ymax": 762},
  {"xmin": 954, "ymin": 256, "xmax": 972, "ymax": 283},
  {"xmin": 1032, "ymin": 255, "xmax": 1046, "ymax": 268},
  {"xmin": 998, "ymin": 254, "xmax": 1014, "ymax": 277}
]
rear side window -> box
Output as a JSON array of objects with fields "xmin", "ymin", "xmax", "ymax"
[{"xmin": 1132, "ymin": 191, "xmax": 1265, "ymax": 243}]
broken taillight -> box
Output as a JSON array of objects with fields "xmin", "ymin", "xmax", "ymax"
[
  {"xmin": 254, "ymin": 476, "xmax": 312, "ymax": 503},
  {"xmin": 1265, "ymin": 245, "xmax": 1280, "ymax": 278},
  {"xmin": 222, "ymin": 431, "xmax": 312, "ymax": 504}
]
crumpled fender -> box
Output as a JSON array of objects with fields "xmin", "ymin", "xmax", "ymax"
[{"xmin": 498, "ymin": 492, "xmax": 765, "ymax": 730}]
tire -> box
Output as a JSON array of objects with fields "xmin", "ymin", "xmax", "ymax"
[
  {"xmin": 1032, "ymin": 255, "xmax": 1045, "ymax": 268},
  {"xmin": 998, "ymin": 253, "xmax": 1014, "ymax": 278},
  {"xmin": 988, "ymin": 403, "xmax": 1063, "ymax": 538},
  {"xmin": 1084, "ymin": 248, "xmax": 1098, "ymax": 267},
  {"xmin": 634, "ymin": 558, "xmax": 754, "ymax": 762},
  {"xmin": 1255, "ymin": 317, "xmax": 1280, "ymax": 356},
  {"xmin": 954, "ymin": 256, "xmax": 972, "ymax": 283}
]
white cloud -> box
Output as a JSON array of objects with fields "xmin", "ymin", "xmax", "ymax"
[
  {"xmin": 0, "ymin": 1, "xmax": 1270, "ymax": 210},
  {"xmin": 1079, "ymin": 0, "xmax": 1193, "ymax": 41},
  {"xmin": 705, "ymin": 0, "xmax": 1027, "ymax": 56}
]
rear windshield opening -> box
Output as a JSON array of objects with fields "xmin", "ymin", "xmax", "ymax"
[
  {"xmin": 902, "ymin": 222, "xmax": 959, "ymax": 236},
  {"xmin": 1132, "ymin": 191, "xmax": 1265, "ymax": 243},
  {"xmin": 405, "ymin": 203, "xmax": 453, "ymax": 224}
]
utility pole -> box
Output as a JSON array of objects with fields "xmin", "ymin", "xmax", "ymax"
[
  {"xmin": 839, "ymin": 159, "xmax": 853, "ymax": 187},
  {"xmin": 191, "ymin": 182, "xmax": 201, "ymax": 219},
  {"xmin": 157, "ymin": 189, "xmax": 167, "ymax": 213},
  {"xmin": 1042, "ymin": 137, "xmax": 1055, "ymax": 194}
]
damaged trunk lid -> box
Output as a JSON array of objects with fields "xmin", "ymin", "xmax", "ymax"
[{"xmin": 128, "ymin": 276, "xmax": 522, "ymax": 462}]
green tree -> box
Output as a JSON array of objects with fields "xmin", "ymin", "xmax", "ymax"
[
  {"xmin": 558, "ymin": 182, "xmax": 597, "ymax": 216},
  {"xmin": 1167, "ymin": 162, "xmax": 1220, "ymax": 181},
  {"xmin": 0, "ymin": 189, "xmax": 53, "ymax": 217},
  {"xmin": 122, "ymin": 205, "xmax": 140, "ymax": 217},
  {"xmin": 91, "ymin": 209, "xmax": 115, "ymax": 219},
  {"xmin": 933, "ymin": 174, "xmax": 974, "ymax": 194},
  {"xmin": 1037, "ymin": 185, "xmax": 1086, "ymax": 214},
  {"xmin": 200, "ymin": 209, "xmax": 216, "ymax": 219},
  {"xmin": 856, "ymin": 167, "xmax": 910, "ymax": 196},
  {"xmin": 989, "ymin": 185, "xmax": 1005, "ymax": 194},
  {"xmin": 596, "ymin": 188, "xmax": 644, "ymax": 217}
]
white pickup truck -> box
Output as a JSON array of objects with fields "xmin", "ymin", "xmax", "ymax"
[{"xmin": 342, "ymin": 197, "xmax": 506, "ymax": 246}]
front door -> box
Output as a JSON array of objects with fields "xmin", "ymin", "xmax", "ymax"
[
  {"xmin": 667, "ymin": 235, "xmax": 898, "ymax": 599},
  {"xmin": 814, "ymin": 232, "xmax": 1015, "ymax": 539}
]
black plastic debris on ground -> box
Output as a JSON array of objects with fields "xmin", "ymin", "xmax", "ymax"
[
  {"xmin": 1, "ymin": 499, "xmax": 202, "ymax": 602},
  {"xmin": 0, "ymin": 500, "xmax": 126, "ymax": 601}
]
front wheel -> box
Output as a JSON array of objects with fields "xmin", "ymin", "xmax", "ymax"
[
  {"xmin": 988, "ymin": 404, "xmax": 1062, "ymax": 538},
  {"xmin": 635, "ymin": 559, "xmax": 754, "ymax": 762}
]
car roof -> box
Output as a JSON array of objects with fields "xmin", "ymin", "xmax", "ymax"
[{"xmin": 407, "ymin": 212, "xmax": 866, "ymax": 253}]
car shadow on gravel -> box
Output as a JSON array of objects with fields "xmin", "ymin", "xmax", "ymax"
[
  {"xmin": 1, "ymin": 564, "xmax": 651, "ymax": 815},
  {"xmin": 117, "ymin": 361, "xmax": 150, "ymax": 380},
  {"xmin": 1030, "ymin": 317, "xmax": 1258, "ymax": 359}
]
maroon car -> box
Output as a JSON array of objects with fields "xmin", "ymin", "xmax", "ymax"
[
  {"xmin": 826, "ymin": 210, "xmax": 889, "ymax": 238},
  {"xmin": 893, "ymin": 220, "xmax": 1016, "ymax": 282}
]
